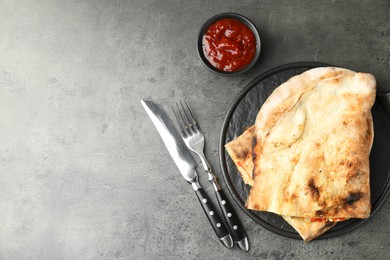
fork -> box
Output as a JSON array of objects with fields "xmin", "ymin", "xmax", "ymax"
[{"xmin": 173, "ymin": 101, "xmax": 249, "ymax": 252}]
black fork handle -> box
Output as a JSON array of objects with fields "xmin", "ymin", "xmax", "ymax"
[
  {"xmin": 194, "ymin": 187, "xmax": 233, "ymax": 248},
  {"xmin": 214, "ymin": 187, "xmax": 248, "ymax": 247}
]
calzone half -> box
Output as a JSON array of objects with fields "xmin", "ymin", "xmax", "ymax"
[
  {"xmin": 248, "ymin": 67, "xmax": 375, "ymax": 218},
  {"xmin": 225, "ymin": 67, "xmax": 376, "ymax": 240}
]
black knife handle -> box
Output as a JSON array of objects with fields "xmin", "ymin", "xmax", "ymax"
[
  {"xmin": 215, "ymin": 189, "xmax": 247, "ymax": 242},
  {"xmin": 194, "ymin": 188, "xmax": 232, "ymax": 247}
]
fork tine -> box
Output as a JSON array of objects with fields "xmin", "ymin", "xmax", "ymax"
[
  {"xmin": 174, "ymin": 102, "xmax": 191, "ymax": 136},
  {"xmin": 183, "ymin": 101, "xmax": 200, "ymax": 131},
  {"xmin": 180, "ymin": 101, "xmax": 197, "ymax": 133},
  {"xmin": 172, "ymin": 105, "xmax": 186, "ymax": 135},
  {"xmin": 177, "ymin": 102, "xmax": 189, "ymax": 127}
]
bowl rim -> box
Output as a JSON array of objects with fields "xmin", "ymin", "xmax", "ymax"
[{"xmin": 197, "ymin": 12, "xmax": 261, "ymax": 76}]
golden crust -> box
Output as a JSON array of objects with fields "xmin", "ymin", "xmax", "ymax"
[
  {"xmin": 283, "ymin": 217, "xmax": 336, "ymax": 242},
  {"xmin": 246, "ymin": 67, "xmax": 375, "ymax": 219},
  {"xmin": 225, "ymin": 126, "xmax": 255, "ymax": 186}
]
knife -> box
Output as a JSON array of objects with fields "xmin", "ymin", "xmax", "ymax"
[{"xmin": 141, "ymin": 99, "xmax": 233, "ymax": 248}]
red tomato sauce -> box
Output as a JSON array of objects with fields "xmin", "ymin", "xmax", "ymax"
[
  {"xmin": 202, "ymin": 18, "xmax": 256, "ymax": 72},
  {"xmin": 311, "ymin": 218, "xmax": 346, "ymax": 222}
]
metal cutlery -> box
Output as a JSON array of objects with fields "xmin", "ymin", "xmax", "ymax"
[
  {"xmin": 141, "ymin": 99, "xmax": 233, "ymax": 248},
  {"xmin": 172, "ymin": 101, "xmax": 249, "ymax": 252}
]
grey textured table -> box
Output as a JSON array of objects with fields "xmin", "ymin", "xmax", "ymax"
[{"xmin": 1, "ymin": 1, "xmax": 389, "ymax": 259}]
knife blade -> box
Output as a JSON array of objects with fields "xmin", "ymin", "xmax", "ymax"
[{"xmin": 141, "ymin": 99, "xmax": 233, "ymax": 248}]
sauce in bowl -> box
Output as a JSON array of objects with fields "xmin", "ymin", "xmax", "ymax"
[{"xmin": 202, "ymin": 18, "xmax": 257, "ymax": 72}]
